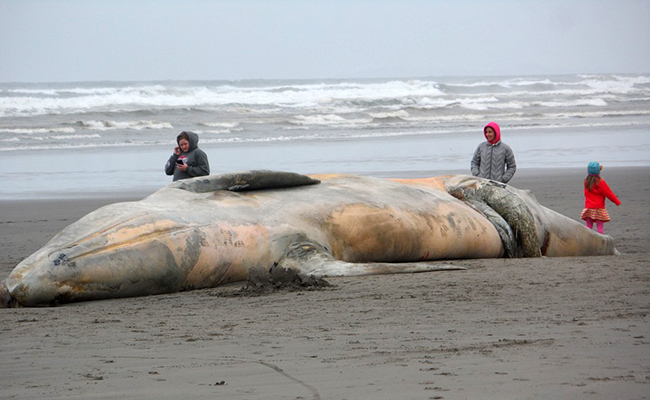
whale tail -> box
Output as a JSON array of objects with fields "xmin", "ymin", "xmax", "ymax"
[{"xmin": 273, "ymin": 241, "xmax": 466, "ymax": 278}]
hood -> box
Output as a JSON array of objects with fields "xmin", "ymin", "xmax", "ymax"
[
  {"xmin": 177, "ymin": 131, "xmax": 199, "ymax": 152},
  {"xmin": 484, "ymin": 122, "xmax": 501, "ymax": 145}
]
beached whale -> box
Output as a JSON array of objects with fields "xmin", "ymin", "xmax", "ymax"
[{"xmin": 1, "ymin": 170, "xmax": 617, "ymax": 307}]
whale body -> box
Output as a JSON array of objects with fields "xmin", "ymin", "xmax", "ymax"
[{"xmin": 1, "ymin": 170, "xmax": 617, "ymax": 307}]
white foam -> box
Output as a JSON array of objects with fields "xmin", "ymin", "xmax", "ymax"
[
  {"xmin": 2, "ymin": 118, "xmax": 649, "ymax": 153},
  {"xmin": 7, "ymin": 86, "xmax": 123, "ymax": 96},
  {"xmin": 290, "ymin": 114, "xmax": 372, "ymax": 126},
  {"xmin": 368, "ymin": 110, "xmax": 410, "ymax": 119},
  {"xmin": 1, "ymin": 75, "xmax": 646, "ymax": 119},
  {"xmin": 200, "ymin": 122, "xmax": 240, "ymax": 128},
  {"xmin": 0, "ymin": 80, "xmax": 448, "ymax": 117},
  {"xmin": 534, "ymin": 98, "xmax": 608, "ymax": 107},
  {"xmin": 194, "ymin": 129, "xmax": 241, "ymax": 135},
  {"xmin": 0, "ymin": 140, "xmax": 164, "ymax": 152},
  {"xmin": 79, "ymin": 120, "xmax": 173, "ymax": 131},
  {"xmin": 0, "ymin": 127, "xmax": 76, "ymax": 134},
  {"xmin": 446, "ymin": 78, "xmax": 555, "ymax": 89},
  {"xmin": 29, "ymin": 134, "xmax": 102, "ymax": 141},
  {"xmin": 1, "ymin": 74, "xmax": 648, "ymax": 154}
]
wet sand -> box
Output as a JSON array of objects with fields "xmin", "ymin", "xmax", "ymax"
[{"xmin": 1, "ymin": 168, "xmax": 648, "ymax": 399}]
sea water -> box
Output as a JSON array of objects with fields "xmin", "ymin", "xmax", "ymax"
[{"xmin": 1, "ymin": 74, "xmax": 649, "ymax": 199}]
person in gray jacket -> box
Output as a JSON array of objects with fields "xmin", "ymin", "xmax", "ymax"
[
  {"xmin": 470, "ymin": 122, "xmax": 516, "ymax": 183},
  {"xmin": 165, "ymin": 131, "xmax": 210, "ymax": 181}
]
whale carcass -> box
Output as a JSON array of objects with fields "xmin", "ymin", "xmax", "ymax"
[{"xmin": 1, "ymin": 170, "xmax": 617, "ymax": 307}]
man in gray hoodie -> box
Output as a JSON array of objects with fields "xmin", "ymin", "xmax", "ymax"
[
  {"xmin": 471, "ymin": 122, "xmax": 516, "ymax": 183},
  {"xmin": 165, "ymin": 131, "xmax": 210, "ymax": 181}
]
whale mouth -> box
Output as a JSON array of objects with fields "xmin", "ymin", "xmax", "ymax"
[
  {"xmin": 4, "ymin": 263, "xmax": 62, "ymax": 307},
  {"xmin": 0, "ymin": 280, "xmax": 16, "ymax": 308},
  {"xmin": 55, "ymin": 224, "xmax": 198, "ymax": 264},
  {"xmin": 6, "ymin": 219, "xmax": 197, "ymax": 307}
]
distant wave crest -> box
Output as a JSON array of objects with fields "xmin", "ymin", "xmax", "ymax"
[{"xmin": 76, "ymin": 120, "xmax": 173, "ymax": 130}]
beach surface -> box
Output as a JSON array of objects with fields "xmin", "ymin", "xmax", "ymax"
[{"xmin": 1, "ymin": 167, "xmax": 648, "ymax": 399}]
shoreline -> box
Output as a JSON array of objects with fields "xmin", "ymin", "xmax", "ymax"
[{"xmin": 1, "ymin": 167, "xmax": 649, "ymax": 399}]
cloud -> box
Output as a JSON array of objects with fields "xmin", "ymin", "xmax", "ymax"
[{"xmin": 0, "ymin": 0, "xmax": 648, "ymax": 82}]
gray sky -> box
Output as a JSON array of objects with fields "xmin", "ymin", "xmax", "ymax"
[{"xmin": 1, "ymin": 0, "xmax": 649, "ymax": 82}]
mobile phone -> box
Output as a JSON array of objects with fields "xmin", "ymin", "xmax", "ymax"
[{"xmin": 176, "ymin": 159, "xmax": 184, "ymax": 165}]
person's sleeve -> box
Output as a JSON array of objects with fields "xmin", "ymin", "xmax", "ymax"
[
  {"xmin": 501, "ymin": 147, "xmax": 517, "ymax": 183},
  {"xmin": 470, "ymin": 146, "xmax": 481, "ymax": 176},
  {"xmin": 600, "ymin": 180, "xmax": 621, "ymax": 206},
  {"xmin": 187, "ymin": 151, "xmax": 210, "ymax": 177},
  {"xmin": 164, "ymin": 154, "xmax": 178, "ymax": 176}
]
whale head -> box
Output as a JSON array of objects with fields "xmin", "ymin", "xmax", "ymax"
[{"xmin": 4, "ymin": 201, "xmax": 198, "ymax": 306}]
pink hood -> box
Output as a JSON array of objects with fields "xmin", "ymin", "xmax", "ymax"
[{"xmin": 484, "ymin": 122, "xmax": 501, "ymax": 145}]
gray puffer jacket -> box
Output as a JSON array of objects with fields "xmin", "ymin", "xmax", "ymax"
[{"xmin": 470, "ymin": 122, "xmax": 516, "ymax": 183}]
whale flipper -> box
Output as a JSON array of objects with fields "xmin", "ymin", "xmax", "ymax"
[
  {"xmin": 273, "ymin": 241, "xmax": 466, "ymax": 278},
  {"xmin": 446, "ymin": 177, "xmax": 541, "ymax": 257}
]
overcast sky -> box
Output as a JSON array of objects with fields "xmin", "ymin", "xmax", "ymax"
[{"xmin": 1, "ymin": 0, "xmax": 649, "ymax": 82}]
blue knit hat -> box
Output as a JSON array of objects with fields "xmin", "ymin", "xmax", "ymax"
[{"xmin": 588, "ymin": 161, "xmax": 601, "ymax": 175}]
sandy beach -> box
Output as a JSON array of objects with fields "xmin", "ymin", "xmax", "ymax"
[{"xmin": 1, "ymin": 167, "xmax": 648, "ymax": 400}]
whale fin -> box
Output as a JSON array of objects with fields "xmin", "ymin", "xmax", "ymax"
[
  {"xmin": 446, "ymin": 177, "xmax": 541, "ymax": 257},
  {"xmin": 273, "ymin": 241, "xmax": 466, "ymax": 278},
  {"xmin": 172, "ymin": 170, "xmax": 321, "ymax": 193},
  {"xmin": 465, "ymin": 199, "xmax": 518, "ymax": 258}
]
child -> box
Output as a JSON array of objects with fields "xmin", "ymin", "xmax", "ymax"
[{"xmin": 580, "ymin": 162, "xmax": 621, "ymax": 234}]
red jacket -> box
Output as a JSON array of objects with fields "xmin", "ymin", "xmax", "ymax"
[{"xmin": 584, "ymin": 178, "xmax": 621, "ymax": 209}]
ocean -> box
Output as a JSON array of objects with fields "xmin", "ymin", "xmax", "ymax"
[{"xmin": 1, "ymin": 74, "xmax": 649, "ymax": 199}]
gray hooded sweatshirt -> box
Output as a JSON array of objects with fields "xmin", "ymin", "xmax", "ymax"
[
  {"xmin": 470, "ymin": 122, "xmax": 516, "ymax": 183},
  {"xmin": 165, "ymin": 131, "xmax": 210, "ymax": 181}
]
